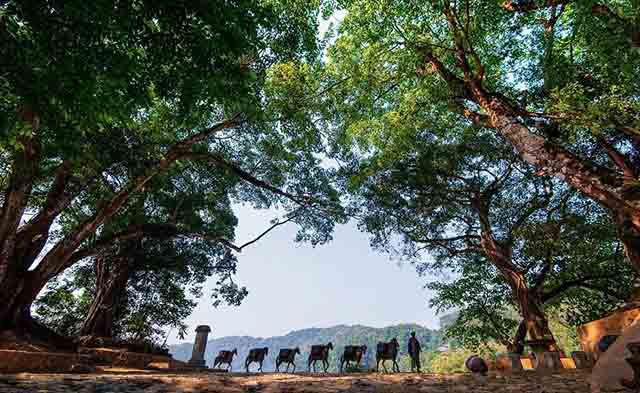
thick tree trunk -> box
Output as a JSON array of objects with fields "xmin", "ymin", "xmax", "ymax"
[
  {"xmin": 615, "ymin": 209, "xmax": 640, "ymax": 272},
  {"xmin": 0, "ymin": 273, "xmax": 28, "ymax": 329},
  {"xmin": 80, "ymin": 256, "xmax": 130, "ymax": 338},
  {"xmin": 502, "ymin": 269, "xmax": 559, "ymax": 353},
  {"xmin": 469, "ymin": 87, "xmax": 640, "ymax": 274},
  {"xmin": 0, "ymin": 276, "xmax": 75, "ymax": 349},
  {"xmin": 422, "ymin": 26, "xmax": 640, "ymax": 272},
  {"xmin": 473, "ymin": 195, "xmax": 558, "ymax": 353}
]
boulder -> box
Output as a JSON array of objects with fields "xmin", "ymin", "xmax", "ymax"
[
  {"xmin": 466, "ymin": 355, "xmax": 488, "ymax": 375},
  {"xmin": 597, "ymin": 335, "xmax": 620, "ymax": 354},
  {"xmin": 578, "ymin": 306, "xmax": 640, "ymax": 358},
  {"xmin": 591, "ymin": 321, "xmax": 640, "ymax": 392}
]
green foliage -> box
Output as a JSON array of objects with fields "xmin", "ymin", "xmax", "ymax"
[
  {"xmin": 0, "ymin": 0, "xmax": 351, "ymax": 340},
  {"xmin": 1, "ymin": 0, "xmax": 321, "ymax": 133},
  {"xmin": 32, "ymin": 277, "xmax": 94, "ymax": 337},
  {"xmin": 336, "ymin": 106, "xmax": 633, "ymax": 345},
  {"xmin": 428, "ymin": 350, "xmax": 476, "ymax": 374},
  {"xmin": 320, "ymin": 0, "xmax": 640, "ymax": 269},
  {"xmin": 438, "ymin": 302, "xmax": 584, "ymax": 356}
]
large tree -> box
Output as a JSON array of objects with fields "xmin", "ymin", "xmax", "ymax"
[
  {"xmin": 323, "ymin": 0, "xmax": 640, "ymax": 272},
  {"xmin": 0, "ymin": 0, "xmax": 344, "ymax": 338},
  {"xmin": 342, "ymin": 126, "xmax": 633, "ymax": 352},
  {"xmin": 428, "ymin": 250, "xmax": 632, "ymax": 353}
]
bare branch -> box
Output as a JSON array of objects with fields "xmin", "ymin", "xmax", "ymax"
[
  {"xmin": 182, "ymin": 152, "xmax": 310, "ymax": 206},
  {"xmin": 204, "ymin": 212, "xmax": 301, "ymax": 252},
  {"xmin": 541, "ymin": 273, "xmax": 623, "ymax": 302}
]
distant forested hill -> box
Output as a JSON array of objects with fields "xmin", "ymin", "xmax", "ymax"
[{"xmin": 169, "ymin": 324, "xmax": 442, "ymax": 372}]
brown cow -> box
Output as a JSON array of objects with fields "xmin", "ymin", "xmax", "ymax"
[
  {"xmin": 308, "ymin": 342, "xmax": 333, "ymax": 372},
  {"xmin": 213, "ymin": 348, "xmax": 237, "ymax": 371},
  {"xmin": 340, "ymin": 345, "xmax": 367, "ymax": 373},
  {"xmin": 245, "ymin": 347, "xmax": 269, "ymax": 372},
  {"xmin": 376, "ymin": 338, "xmax": 400, "ymax": 373},
  {"xmin": 276, "ymin": 347, "xmax": 301, "ymax": 372}
]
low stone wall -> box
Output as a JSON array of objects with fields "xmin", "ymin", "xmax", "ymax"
[
  {"xmin": 78, "ymin": 348, "xmax": 171, "ymax": 369},
  {"xmin": 0, "ymin": 350, "xmax": 90, "ymax": 373},
  {"xmin": 147, "ymin": 357, "xmax": 189, "ymax": 370},
  {"xmin": 493, "ymin": 353, "xmax": 580, "ymax": 372}
]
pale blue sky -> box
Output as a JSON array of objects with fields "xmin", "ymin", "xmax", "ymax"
[{"xmin": 170, "ymin": 205, "xmax": 439, "ymax": 344}]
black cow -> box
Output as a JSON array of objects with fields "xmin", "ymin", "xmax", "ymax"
[
  {"xmin": 213, "ymin": 348, "xmax": 237, "ymax": 371},
  {"xmin": 308, "ymin": 342, "xmax": 334, "ymax": 372},
  {"xmin": 276, "ymin": 347, "xmax": 301, "ymax": 372},
  {"xmin": 376, "ymin": 338, "xmax": 400, "ymax": 373},
  {"xmin": 340, "ymin": 345, "xmax": 367, "ymax": 373},
  {"xmin": 245, "ymin": 347, "xmax": 269, "ymax": 372}
]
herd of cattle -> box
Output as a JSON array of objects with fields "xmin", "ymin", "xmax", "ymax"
[{"xmin": 212, "ymin": 338, "xmax": 401, "ymax": 373}]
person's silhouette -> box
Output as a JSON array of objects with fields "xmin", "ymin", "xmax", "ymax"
[{"xmin": 408, "ymin": 331, "xmax": 422, "ymax": 372}]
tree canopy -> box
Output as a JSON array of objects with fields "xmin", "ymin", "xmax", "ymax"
[
  {"xmin": 318, "ymin": 0, "xmax": 640, "ymax": 269},
  {"xmin": 338, "ymin": 120, "xmax": 634, "ymax": 351},
  {"xmin": 0, "ymin": 0, "xmax": 345, "ymax": 342}
]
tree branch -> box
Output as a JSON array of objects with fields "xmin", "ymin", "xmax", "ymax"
[
  {"xmin": 204, "ymin": 212, "xmax": 301, "ymax": 252},
  {"xmin": 31, "ymin": 115, "xmax": 242, "ymax": 289},
  {"xmin": 502, "ymin": 0, "xmax": 639, "ymax": 49},
  {"xmin": 66, "ymin": 223, "xmax": 179, "ymax": 268},
  {"xmin": 0, "ymin": 109, "xmax": 42, "ymax": 279},
  {"xmin": 541, "ymin": 273, "xmax": 623, "ymax": 303},
  {"xmin": 15, "ymin": 162, "xmax": 94, "ymax": 269},
  {"xmin": 501, "ymin": 0, "xmax": 572, "ymax": 13},
  {"xmin": 182, "ymin": 152, "xmax": 312, "ymax": 207},
  {"xmin": 598, "ymin": 136, "xmax": 637, "ymax": 179}
]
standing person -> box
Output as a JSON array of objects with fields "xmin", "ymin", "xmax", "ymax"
[{"xmin": 408, "ymin": 331, "xmax": 422, "ymax": 372}]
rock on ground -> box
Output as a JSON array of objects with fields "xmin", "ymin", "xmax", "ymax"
[
  {"xmin": 0, "ymin": 370, "xmax": 591, "ymax": 393},
  {"xmin": 591, "ymin": 320, "xmax": 640, "ymax": 393}
]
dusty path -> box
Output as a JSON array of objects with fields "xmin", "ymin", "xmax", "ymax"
[{"xmin": 0, "ymin": 370, "xmax": 590, "ymax": 392}]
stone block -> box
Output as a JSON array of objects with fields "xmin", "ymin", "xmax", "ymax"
[
  {"xmin": 578, "ymin": 306, "xmax": 640, "ymax": 357},
  {"xmin": 571, "ymin": 351, "xmax": 593, "ymax": 369},
  {"xmin": 535, "ymin": 351, "xmax": 562, "ymax": 371},
  {"xmin": 560, "ymin": 357, "xmax": 576, "ymax": 369},
  {"xmin": 78, "ymin": 347, "xmax": 172, "ymax": 369},
  {"xmin": 495, "ymin": 353, "xmax": 523, "ymax": 372},
  {"xmin": 520, "ymin": 357, "xmax": 534, "ymax": 370}
]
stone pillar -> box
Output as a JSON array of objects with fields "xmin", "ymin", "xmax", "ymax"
[
  {"xmin": 188, "ymin": 325, "xmax": 211, "ymax": 368},
  {"xmin": 571, "ymin": 351, "xmax": 594, "ymax": 369}
]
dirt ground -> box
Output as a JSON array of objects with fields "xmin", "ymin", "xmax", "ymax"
[{"xmin": 0, "ymin": 370, "xmax": 591, "ymax": 392}]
